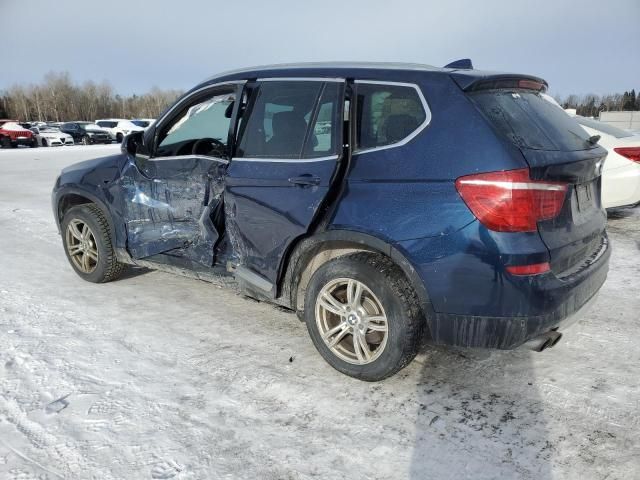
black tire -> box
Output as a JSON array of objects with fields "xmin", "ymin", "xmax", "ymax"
[
  {"xmin": 0, "ymin": 136, "xmax": 9, "ymax": 148},
  {"xmin": 61, "ymin": 204, "xmax": 125, "ymax": 283},
  {"xmin": 304, "ymin": 252, "xmax": 425, "ymax": 381},
  {"xmin": 30, "ymin": 139, "xmax": 38, "ymax": 148},
  {"xmin": 42, "ymin": 138, "xmax": 48, "ymax": 147},
  {"xmin": 82, "ymin": 135, "xmax": 90, "ymax": 145},
  {"xmin": 116, "ymin": 133, "xmax": 123, "ymax": 143}
]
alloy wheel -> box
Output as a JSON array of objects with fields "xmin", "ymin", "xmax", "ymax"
[
  {"xmin": 65, "ymin": 219, "xmax": 98, "ymax": 273},
  {"xmin": 315, "ymin": 278, "xmax": 389, "ymax": 365}
]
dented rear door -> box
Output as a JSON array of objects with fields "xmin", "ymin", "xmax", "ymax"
[{"xmin": 225, "ymin": 80, "xmax": 345, "ymax": 288}]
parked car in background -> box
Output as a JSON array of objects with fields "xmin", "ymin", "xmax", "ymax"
[
  {"xmin": 131, "ymin": 118, "xmax": 156, "ymax": 129},
  {"xmin": 31, "ymin": 125, "xmax": 74, "ymax": 147},
  {"xmin": 59, "ymin": 122, "xmax": 112, "ymax": 145},
  {"xmin": 572, "ymin": 115, "xmax": 640, "ymax": 208},
  {"xmin": 0, "ymin": 120, "xmax": 37, "ymax": 148},
  {"xmin": 52, "ymin": 62, "xmax": 611, "ymax": 380},
  {"xmin": 95, "ymin": 119, "xmax": 144, "ymax": 143}
]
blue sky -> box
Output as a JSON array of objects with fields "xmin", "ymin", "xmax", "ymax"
[{"xmin": 1, "ymin": 0, "xmax": 638, "ymax": 97}]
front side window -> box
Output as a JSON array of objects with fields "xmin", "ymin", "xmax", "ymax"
[
  {"xmin": 156, "ymin": 89, "xmax": 235, "ymax": 158},
  {"xmin": 237, "ymin": 81, "xmax": 341, "ymax": 159},
  {"xmin": 355, "ymin": 83, "xmax": 427, "ymax": 151}
]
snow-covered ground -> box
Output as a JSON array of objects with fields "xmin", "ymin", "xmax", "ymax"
[{"xmin": 0, "ymin": 145, "xmax": 638, "ymax": 480}]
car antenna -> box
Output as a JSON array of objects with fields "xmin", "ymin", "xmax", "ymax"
[{"xmin": 587, "ymin": 134, "xmax": 601, "ymax": 145}]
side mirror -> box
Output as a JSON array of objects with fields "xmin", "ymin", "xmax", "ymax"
[{"xmin": 122, "ymin": 130, "xmax": 144, "ymax": 156}]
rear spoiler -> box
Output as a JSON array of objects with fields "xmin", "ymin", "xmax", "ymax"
[
  {"xmin": 444, "ymin": 58, "xmax": 473, "ymax": 69},
  {"xmin": 451, "ymin": 72, "xmax": 548, "ymax": 92}
]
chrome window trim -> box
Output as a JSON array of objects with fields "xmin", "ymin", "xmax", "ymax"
[
  {"xmin": 353, "ymin": 80, "xmax": 432, "ymax": 155},
  {"xmin": 258, "ymin": 77, "xmax": 344, "ymax": 83},
  {"xmin": 231, "ymin": 155, "xmax": 339, "ymax": 164},
  {"xmin": 147, "ymin": 154, "xmax": 229, "ymax": 165}
]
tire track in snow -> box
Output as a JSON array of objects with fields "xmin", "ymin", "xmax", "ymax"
[{"xmin": 0, "ymin": 396, "xmax": 110, "ymax": 479}]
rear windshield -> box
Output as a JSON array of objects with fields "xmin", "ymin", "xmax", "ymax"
[
  {"xmin": 575, "ymin": 116, "xmax": 634, "ymax": 139},
  {"xmin": 470, "ymin": 90, "xmax": 594, "ymax": 151}
]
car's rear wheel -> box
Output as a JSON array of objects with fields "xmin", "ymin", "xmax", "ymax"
[
  {"xmin": 304, "ymin": 252, "xmax": 424, "ymax": 381},
  {"xmin": 61, "ymin": 204, "xmax": 125, "ymax": 283}
]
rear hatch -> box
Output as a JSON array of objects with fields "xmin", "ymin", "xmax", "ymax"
[{"xmin": 456, "ymin": 74, "xmax": 608, "ymax": 276}]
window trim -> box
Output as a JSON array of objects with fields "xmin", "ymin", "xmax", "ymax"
[
  {"xmin": 353, "ymin": 80, "xmax": 432, "ymax": 155},
  {"xmin": 258, "ymin": 77, "xmax": 344, "ymax": 83},
  {"xmin": 231, "ymin": 154, "xmax": 339, "ymax": 163}
]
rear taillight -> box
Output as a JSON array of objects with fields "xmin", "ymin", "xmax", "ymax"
[
  {"xmin": 614, "ymin": 147, "xmax": 640, "ymax": 163},
  {"xmin": 455, "ymin": 168, "xmax": 568, "ymax": 232}
]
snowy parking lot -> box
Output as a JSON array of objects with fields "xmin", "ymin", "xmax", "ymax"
[{"xmin": 0, "ymin": 145, "xmax": 639, "ymax": 479}]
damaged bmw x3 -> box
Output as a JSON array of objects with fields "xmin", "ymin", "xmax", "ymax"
[{"xmin": 52, "ymin": 61, "xmax": 611, "ymax": 381}]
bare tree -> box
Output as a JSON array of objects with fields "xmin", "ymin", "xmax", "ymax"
[{"xmin": 0, "ymin": 71, "xmax": 182, "ymax": 122}]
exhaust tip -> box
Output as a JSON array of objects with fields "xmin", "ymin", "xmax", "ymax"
[
  {"xmin": 524, "ymin": 331, "xmax": 563, "ymax": 352},
  {"xmin": 548, "ymin": 331, "xmax": 563, "ymax": 347}
]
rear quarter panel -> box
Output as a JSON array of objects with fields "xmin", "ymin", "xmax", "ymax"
[{"xmin": 329, "ymin": 73, "xmax": 528, "ymax": 242}]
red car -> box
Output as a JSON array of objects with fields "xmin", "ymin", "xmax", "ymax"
[{"xmin": 0, "ymin": 120, "xmax": 37, "ymax": 148}]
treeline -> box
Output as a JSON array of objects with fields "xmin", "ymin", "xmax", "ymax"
[
  {"xmin": 0, "ymin": 72, "xmax": 183, "ymax": 122},
  {"xmin": 555, "ymin": 89, "xmax": 640, "ymax": 118}
]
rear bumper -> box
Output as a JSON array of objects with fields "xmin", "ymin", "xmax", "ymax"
[
  {"xmin": 13, "ymin": 137, "xmax": 35, "ymax": 146},
  {"xmin": 602, "ymin": 162, "xmax": 640, "ymax": 208},
  {"xmin": 397, "ymin": 223, "xmax": 611, "ymax": 349},
  {"xmin": 88, "ymin": 137, "xmax": 111, "ymax": 144}
]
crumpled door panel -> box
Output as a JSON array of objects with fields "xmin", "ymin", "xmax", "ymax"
[{"xmin": 120, "ymin": 157, "xmax": 225, "ymax": 267}]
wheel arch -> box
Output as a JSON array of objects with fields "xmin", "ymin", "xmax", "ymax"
[
  {"xmin": 278, "ymin": 229, "xmax": 433, "ymax": 319},
  {"xmin": 55, "ymin": 188, "xmax": 117, "ymax": 243}
]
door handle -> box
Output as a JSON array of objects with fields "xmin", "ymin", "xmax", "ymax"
[{"xmin": 288, "ymin": 174, "xmax": 321, "ymax": 186}]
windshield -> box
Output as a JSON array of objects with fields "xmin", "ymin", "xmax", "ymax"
[
  {"xmin": 575, "ymin": 116, "xmax": 634, "ymax": 139},
  {"xmin": 79, "ymin": 123, "xmax": 104, "ymax": 132},
  {"xmin": 40, "ymin": 127, "xmax": 60, "ymax": 133},
  {"xmin": 470, "ymin": 90, "xmax": 594, "ymax": 151},
  {"xmin": 1, "ymin": 122, "xmax": 27, "ymax": 131}
]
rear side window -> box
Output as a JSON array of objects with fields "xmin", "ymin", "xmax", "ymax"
[
  {"xmin": 355, "ymin": 83, "xmax": 427, "ymax": 151},
  {"xmin": 471, "ymin": 91, "xmax": 594, "ymax": 151},
  {"xmin": 237, "ymin": 81, "xmax": 340, "ymax": 159}
]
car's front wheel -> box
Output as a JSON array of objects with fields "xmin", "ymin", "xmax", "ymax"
[
  {"xmin": 82, "ymin": 135, "xmax": 90, "ymax": 145},
  {"xmin": 304, "ymin": 252, "xmax": 425, "ymax": 381},
  {"xmin": 61, "ymin": 204, "xmax": 125, "ymax": 283},
  {"xmin": 116, "ymin": 133, "xmax": 123, "ymax": 143},
  {"xmin": 41, "ymin": 138, "xmax": 48, "ymax": 147}
]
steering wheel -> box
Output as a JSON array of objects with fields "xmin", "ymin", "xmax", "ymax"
[{"xmin": 192, "ymin": 137, "xmax": 225, "ymax": 156}]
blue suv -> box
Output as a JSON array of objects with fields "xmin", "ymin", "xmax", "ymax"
[{"xmin": 52, "ymin": 62, "xmax": 610, "ymax": 380}]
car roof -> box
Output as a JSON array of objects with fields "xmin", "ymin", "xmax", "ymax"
[{"xmin": 196, "ymin": 61, "xmax": 546, "ymax": 93}]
